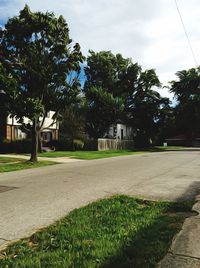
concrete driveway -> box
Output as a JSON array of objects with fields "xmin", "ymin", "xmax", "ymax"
[{"xmin": 0, "ymin": 150, "xmax": 200, "ymax": 249}]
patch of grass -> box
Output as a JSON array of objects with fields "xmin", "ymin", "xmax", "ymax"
[
  {"xmin": 38, "ymin": 146, "xmax": 187, "ymax": 160},
  {"xmin": 0, "ymin": 195, "xmax": 193, "ymax": 267},
  {"xmin": 0, "ymin": 156, "xmax": 23, "ymax": 164},
  {"xmin": 0, "ymin": 160, "xmax": 57, "ymax": 173},
  {"xmin": 39, "ymin": 150, "xmax": 146, "ymax": 159}
]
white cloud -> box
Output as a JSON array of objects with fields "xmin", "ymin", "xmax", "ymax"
[{"xmin": 0, "ymin": 0, "xmax": 199, "ymax": 99}]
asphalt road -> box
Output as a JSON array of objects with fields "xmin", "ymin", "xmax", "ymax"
[{"xmin": 1, "ymin": 150, "xmax": 200, "ymax": 249}]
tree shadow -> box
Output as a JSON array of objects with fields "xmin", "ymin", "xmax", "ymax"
[
  {"xmin": 100, "ymin": 182, "xmax": 200, "ymax": 268},
  {"xmin": 175, "ymin": 181, "xmax": 200, "ymax": 201}
]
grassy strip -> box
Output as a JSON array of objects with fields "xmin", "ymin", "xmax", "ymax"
[
  {"xmin": 39, "ymin": 150, "xmax": 147, "ymax": 159},
  {"xmin": 0, "ymin": 160, "xmax": 57, "ymax": 173},
  {"xmin": 0, "ymin": 157, "xmax": 24, "ymax": 164},
  {"xmin": 0, "ymin": 195, "xmax": 193, "ymax": 267},
  {"xmin": 38, "ymin": 146, "xmax": 187, "ymax": 160}
]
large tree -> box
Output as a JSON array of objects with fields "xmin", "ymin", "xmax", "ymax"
[
  {"xmin": 0, "ymin": 5, "xmax": 84, "ymax": 161},
  {"xmin": 84, "ymin": 51, "xmax": 140, "ymax": 138},
  {"xmin": 127, "ymin": 69, "xmax": 167, "ymax": 147},
  {"xmin": 170, "ymin": 67, "xmax": 200, "ymax": 139},
  {"xmin": 84, "ymin": 50, "xmax": 167, "ymax": 145}
]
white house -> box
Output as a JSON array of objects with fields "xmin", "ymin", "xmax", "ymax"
[
  {"xmin": 105, "ymin": 123, "xmax": 133, "ymax": 140},
  {"xmin": 1, "ymin": 111, "xmax": 59, "ymax": 145}
]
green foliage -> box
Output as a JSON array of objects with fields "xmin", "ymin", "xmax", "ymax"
[
  {"xmin": 73, "ymin": 139, "xmax": 84, "ymax": 150},
  {"xmin": 84, "ymin": 50, "xmax": 168, "ymax": 145},
  {"xmin": 48, "ymin": 138, "xmax": 73, "ymax": 151},
  {"xmin": 0, "ymin": 139, "xmax": 32, "ymax": 153},
  {"xmin": 155, "ymin": 104, "xmax": 177, "ymax": 144},
  {"xmin": 170, "ymin": 67, "xmax": 200, "ymax": 138},
  {"xmin": 0, "ymin": 5, "xmax": 84, "ymax": 161},
  {"xmin": 1, "ymin": 195, "xmax": 191, "ymax": 267},
  {"xmin": 85, "ymin": 86, "xmax": 124, "ymax": 138},
  {"xmin": 84, "ymin": 51, "xmax": 140, "ymax": 138},
  {"xmin": 48, "ymin": 139, "xmax": 97, "ymax": 151},
  {"xmin": 129, "ymin": 69, "xmax": 168, "ymax": 147},
  {"xmin": 60, "ymin": 102, "xmax": 86, "ymax": 140},
  {"xmin": 85, "ymin": 50, "xmax": 140, "ymax": 97},
  {"xmin": 0, "ymin": 63, "xmax": 17, "ymax": 115}
]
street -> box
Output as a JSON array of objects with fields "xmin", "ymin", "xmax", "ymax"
[{"xmin": 1, "ymin": 150, "xmax": 200, "ymax": 249}]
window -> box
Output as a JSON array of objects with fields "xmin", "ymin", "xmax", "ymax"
[
  {"xmin": 14, "ymin": 127, "xmax": 18, "ymax": 139},
  {"xmin": 14, "ymin": 127, "xmax": 26, "ymax": 140},
  {"xmin": 42, "ymin": 132, "xmax": 52, "ymax": 141}
]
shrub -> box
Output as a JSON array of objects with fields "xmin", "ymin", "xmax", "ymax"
[
  {"xmin": 0, "ymin": 139, "xmax": 32, "ymax": 153},
  {"xmin": 73, "ymin": 139, "xmax": 84, "ymax": 150},
  {"xmin": 83, "ymin": 139, "xmax": 98, "ymax": 151},
  {"xmin": 48, "ymin": 138, "xmax": 98, "ymax": 151},
  {"xmin": 48, "ymin": 138, "xmax": 73, "ymax": 151}
]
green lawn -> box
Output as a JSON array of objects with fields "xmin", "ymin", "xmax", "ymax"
[
  {"xmin": 0, "ymin": 157, "xmax": 56, "ymax": 173},
  {"xmin": 39, "ymin": 146, "xmax": 187, "ymax": 160},
  {"xmin": 39, "ymin": 150, "xmax": 147, "ymax": 159},
  {"xmin": 0, "ymin": 156, "xmax": 23, "ymax": 163},
  {"xmin": 0, "ymin": 195, "xmax": 193, "ymax": 267}
]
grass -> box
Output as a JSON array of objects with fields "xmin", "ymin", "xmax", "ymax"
[
  {"xmin": 0, "ymin": 157, "xmax": 56, "ymax": 173},
  {"xmin": 0, "ymin": 195, "xmax": 193, "ymax": 268},
  {"xmin": 0, "ymin": 156, "xmax": 23, "ymax": 164},
  {"xmin": 38, "ymin": 146, "xmax": 188, "ymax": 160},
  {"xmin": 39, "ymin": 150, "xmax": 148, "ymax": 160}
]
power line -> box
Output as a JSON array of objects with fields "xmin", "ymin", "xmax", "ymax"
[{"xmin": 174, "ymin": 0, "xmax": 199, "ymax": 66}]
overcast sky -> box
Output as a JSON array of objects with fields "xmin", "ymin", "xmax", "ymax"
[{"xmin": 0, "ymin": 0, "xmax": 200, "ymax": 98}]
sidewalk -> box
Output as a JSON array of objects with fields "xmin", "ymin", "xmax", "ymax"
[
  {"xmin": 159, "ymin": 195, "xmax": 200, "ymax": 267},
  {"xmin": 0, "ymin": 154, "xmax": 83, "ymax": 163}
]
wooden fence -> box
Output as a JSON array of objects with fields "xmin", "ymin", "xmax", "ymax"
[{"xmin": 98, "ymin": 138, "xmax": 134, "ymax": 151}]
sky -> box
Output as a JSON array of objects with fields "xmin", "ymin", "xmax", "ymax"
[{"xmin": 0, "ymin": 0, "xmax": 200, "ymax": 99}]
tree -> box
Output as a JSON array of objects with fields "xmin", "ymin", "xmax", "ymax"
[
  {"xmin": 127, "ymin": 69, "xmax": 167, "ymax": 147},
  {"xmin": 85, "ymin": 86, "xmax": 124, "ymax": 138},
  {"xmin": 170, "ymin": 67, "xmax": 200, "ymax": 139},
  {"xmin": 84, "ymin": 51, "xmax": 140, "ymax": 138},
  {"xmin": 0, "ymin": 5, "xmax": 84, "ymax": 161},
  {"xmin": 60, "ymin": 101, "xmax": 86, "ymax": 141},
  {"xmin": 155, "ymin": 103, "xmax": 177, "ymax": 144}
]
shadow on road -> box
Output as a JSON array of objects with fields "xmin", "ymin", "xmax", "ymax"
[{"xmin": 175, "ymin": 181, "xmax": 200, "ymax": 201}]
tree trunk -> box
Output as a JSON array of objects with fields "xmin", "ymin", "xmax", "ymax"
[
  {"xmin": 38, "ymin": 131, "xmax": 42, "ymax": 153},
  {"xmin": 30, "ymin": 120, "xmax": 39, "ymax": 162}
]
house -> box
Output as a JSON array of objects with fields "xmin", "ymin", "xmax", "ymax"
[
  {"xmin": 105, "ymin": 123, "xmax": 133, "ymax": 140},
  {"xmin": 0, "ymin": 111, "xmax": 59, "ymax": 146},
  {"xmin": 98, "ymin": 123, "xmax": 134, "ymax": 151}
]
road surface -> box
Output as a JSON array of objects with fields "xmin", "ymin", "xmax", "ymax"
[{"xmin": 0, "ymin": 150, "xmax": 200, "ymax": 249}]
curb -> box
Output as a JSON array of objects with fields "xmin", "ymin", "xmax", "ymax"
[{"xmin": 159, "ymin": 195, "xmax": 200, "ymax": 267}]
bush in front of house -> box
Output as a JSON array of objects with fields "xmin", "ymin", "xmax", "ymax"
[
  {"xmin": 73, "ymin": 139, "xmax": 84, "ymax": 150},
  {"xmin": 83, "ymin": 139, "xmax": 98, "ymax": 151},
  {"xmin": 0, "ymin": 139, "xmax": 32, "ymax": 153},
  {"xmin": 48, "ymin": 138, "xmax": 98, "ymax": 151},
  {"xmin": 48, "ymin": 138, "xmax": 73, "ymax": 151}
]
